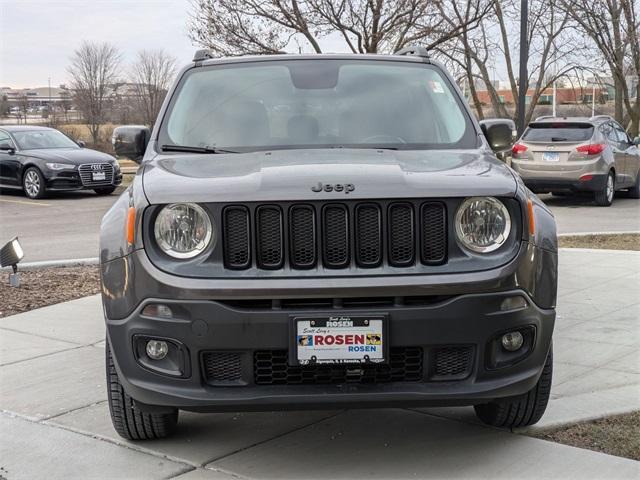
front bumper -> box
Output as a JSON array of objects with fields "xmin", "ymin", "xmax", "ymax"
[{"xmin": 103, "ymin": 244, "xmax": 557, "ymax": 412}]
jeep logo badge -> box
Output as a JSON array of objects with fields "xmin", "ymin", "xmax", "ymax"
[{"xmin": 311, "ymin": 182, "xmax": 355, "ymax": 194}]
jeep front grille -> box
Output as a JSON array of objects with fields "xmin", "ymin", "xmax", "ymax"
[{"xmin": 221, "ymin": 200, "xmax": 447, "ymax": 271}]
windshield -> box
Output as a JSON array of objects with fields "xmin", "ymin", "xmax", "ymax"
[
  {"xmin": 13, "ymin": 130, "xmax": 79, "ymax": 150},
  {"xmin": 159, "ymin": 59, "xmax": 476, "ymax": 152},
  {"xmin": 522, "ymin": 123, "xmax": 594, "ymax": 142}
]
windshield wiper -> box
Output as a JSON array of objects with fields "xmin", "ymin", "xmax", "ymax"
[{"xmin": 161, "ymin": 144, "xmax": 238, "ymax": 154}]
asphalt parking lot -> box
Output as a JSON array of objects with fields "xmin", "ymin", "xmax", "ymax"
[
  {"xmin": 0, "ymin": 189, "xmax": 120, "ymax": 262},
  {"xmin": 1, "ymin": 189, "xmax": 639, "ymax": 263}
]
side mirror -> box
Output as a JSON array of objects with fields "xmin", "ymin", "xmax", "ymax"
[
  {"xmin": 479, "ymin": 119, "xmax": 516, "ymax": 153},
  {"xmin": 76, "ymin": 140, "xmax": 86, "ymax": 148},
  {"xmin": 633, "ymin": 136, "xmax": 640, "ymax": 146},
  {"xmin": 0, "ymin": 142, "xmax": 15, "ymax": 153},
  {"xmin": 111, "ymin": 125, "xmax": 151, "ymax": 164}
]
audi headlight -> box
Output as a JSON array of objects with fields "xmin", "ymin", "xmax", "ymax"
[
  {"xmin": 154, "ymin": 203, "xmax": 213, "ymax": 259},
  {"xmin": 455, "ymin": 197, "xmax": 511, "ymax": 253},
  {"xmin": 46, "ymin": 162, "xmax": 75, "ymax": 170}
]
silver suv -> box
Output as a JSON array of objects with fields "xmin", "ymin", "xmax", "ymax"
[{"xmin": 511, "ymin": 116, "xmax": 640, "ymax": 206}]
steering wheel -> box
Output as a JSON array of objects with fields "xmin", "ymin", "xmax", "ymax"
[{"xmin": 361, "ymin": 134, "xmax": 407, "ymax": 144}]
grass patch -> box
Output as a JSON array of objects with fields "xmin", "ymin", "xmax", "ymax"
[
  {"xmin": 0, "ymin": 265, "xmax": 100, "ymax": 317},
  {"xmin": 531, "ymin": 412, "xmax": 640, "ymax": 461},
  {"xmin": 559, "ymin": 233, "xmax": 640, "ymax": 251}
]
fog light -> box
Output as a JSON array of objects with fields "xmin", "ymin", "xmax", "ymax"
[
  {"xmin": 501, "ymin": 331, "xmax": 524, "ymax": 352},
  {"xmin": 146, "ymin": 340, "xmax": 168, "ymax": 360}
]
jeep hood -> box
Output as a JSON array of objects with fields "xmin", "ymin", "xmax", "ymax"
[{"xmin": 142, "ymin": 149, "xmax": 518, "ymax": 204}]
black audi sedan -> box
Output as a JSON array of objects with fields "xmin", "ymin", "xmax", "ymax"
[{"xmin": 0, "ymin": 126, "xmax": 122, "ymax": 198}]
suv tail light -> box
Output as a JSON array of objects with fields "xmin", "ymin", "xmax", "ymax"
[
  {"xmin": 511, "ymin": 143, "xmax": 528, "ymax": 158},
  {"xmin": 576, "ymin": 143, "xmax": 605, "ymax": 156}
]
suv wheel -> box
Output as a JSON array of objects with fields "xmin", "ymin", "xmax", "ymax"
[
  {"xmin": 94, "ymin": 186, "xmax": 116, "ymax": 195},
  {"xmin": 106, "ymin": 341, "xmax": 178, "ymax": 440},
  {"xmin": 594, "ymin": 171, "xmax": 615, "ymax": 206},
  {"xmin": 474, "ymin": 344, "xmax": 552, "ymax": 429},
  {"xmin": 23, "ymin": 167, "xmax": 46, "ymax": 199}
]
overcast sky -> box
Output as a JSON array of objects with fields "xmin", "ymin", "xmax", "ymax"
[{"xmin": 0, "ymin": 0, "xmax": 197, "ymax": 88}]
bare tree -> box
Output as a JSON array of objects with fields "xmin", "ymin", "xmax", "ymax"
[
  {"xmin": 188, "ymin": 0, "xmax": 492, "ymax": 56},
  {"xmin": 438, "ymin": 0, "xmax": 587, "ymax": 124},
  {"xmin": 131, "ymin": 49, "xmax": 177, "ymax": 127},
  {"xmin": 68, "ymin": 41, "xmax": 122, "ymax": 144},
  {"xmin": 561, "ymin": 0, "xmax": 640, "ymax": 135}
]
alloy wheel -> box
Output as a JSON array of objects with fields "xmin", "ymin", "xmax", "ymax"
[
  {"xmin": 24, "ymin": 170, "xmax": 41, "ymax": 198},
  {"xmin": 606, "ymin": 174, "xmax": 614, "ymax": 203}
]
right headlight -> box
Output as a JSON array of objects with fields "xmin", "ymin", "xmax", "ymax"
[
  {"xmin": 154, "ymin": 203, "xmax": 214, "ymax": 259},
  {"xmin": 455, "ymin": 197, "xmax": 511, "ymax": 253}
]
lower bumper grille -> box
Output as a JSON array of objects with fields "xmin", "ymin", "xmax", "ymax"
[
  {"xmin": 202, "ymin": 345, "xmax": 474, "ymax": 386},
  {"xmin": 254, "ymin": 347, "xmax": 423, "ymax": 385}
]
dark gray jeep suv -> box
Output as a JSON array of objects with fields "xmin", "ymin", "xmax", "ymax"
[{"xmin": 101, "ymin": 48, "xmax": 557, "ymax": 440}]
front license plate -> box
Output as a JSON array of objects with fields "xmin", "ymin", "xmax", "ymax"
[
  {"xmin": 92, "ymin": 172, "xmax": 106, "ymax": 181},
  {"xmin": 294, "ymin": 315, "xmax": 386, "ymax": 365},
  {"xmin": 542, "ymin": 152, "xmax": 560, "ymax": 162}
]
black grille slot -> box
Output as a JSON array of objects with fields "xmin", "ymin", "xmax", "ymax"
[
  {"xmin": 355, "ymin": 204, "xmax": 382, "ymax": 267},
  {"xmin": 322, "ymin": 205, "xmax": 349, "ymax": 268},
  {"xmin": 431, "ymin": 346, "xmax": 473, "ymax": 380},
  {"xmin": 289, "ymin": 205, "xmax": 316, "ymax": 268},
  {"xmin": 223, "ymin": 207, "xmax": 251, "ymax": 269},
  {"xmin": 254, "ymin": 347, "xmax": 423, "ymax": 385},
  {"xmin": 421, "ymin": 202, "xmax": 447, "ymax": 265},
  {"xmin": 256, "ymin": 206, "xmax": 284, "ymax": 269},
  {"xmin": 202, "ymin": 352, "xmax": 242, "ymax": 384},
  {"xmin": 388, "ymin": 203, "xmax": 415, "ymax": 266}
]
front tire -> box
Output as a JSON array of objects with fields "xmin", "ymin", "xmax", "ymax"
[
  {"xmin": 22, "ymin": 167, "xmax": 46, "ymax": 199},
  {"xmin": 94, "ymin": 186, "xmax": 116, "ymax": 195},
  {"xmin": 594, "ymin": 171, "xmax": 615, "ymax": 206},
  {"xmin": 474, "ymin": 344, "xmax": 553, "ymax": 429},
  {"xmin": 106, "ymin": 341, "xmax": 178, "ymax": 440}
]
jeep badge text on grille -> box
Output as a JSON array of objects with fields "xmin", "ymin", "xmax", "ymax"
[{"xmin": 311, "ymin": 182, "xmax": 355, "ymax": 194}]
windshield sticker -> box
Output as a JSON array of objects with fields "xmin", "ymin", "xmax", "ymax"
[{"xmin": 429, "ymin": 80, "xmax": 445, "ymax": 94}]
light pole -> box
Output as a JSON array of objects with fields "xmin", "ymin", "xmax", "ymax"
[
  {"xmin": 517, "ymin": 0, "xmax": 529, "ymax": 135},
  {"xmin": 48, "ymin": 77, "xmax": 52, "ymax": 125}
]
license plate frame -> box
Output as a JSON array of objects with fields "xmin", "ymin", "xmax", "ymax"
[
  {"xmin": 542, "ymin": 152, "xmax": 560, "ymax": 162},
  {"xmin": 92, "ymin": 171, "xmax": 106, "ymax": 181},
  {"xmin": 289, "ymin": 314, "xmax": 389, "ymax": 366}
]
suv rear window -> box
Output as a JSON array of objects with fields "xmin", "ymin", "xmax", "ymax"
[{"xmin": 522, "ymin": 123, "xmax": 594, "ymax": 142}]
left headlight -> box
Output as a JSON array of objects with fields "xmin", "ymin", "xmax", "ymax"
[
  {"xmin": 455, "ymin": 197, "xmax": 511, "ymax": 253},
  {"xmin": 46, "ymin": 162, "xmax": 75, "ymax": 170},
  {"xmin": 154, "ymin": 203, "xmax": 214, "ymax": 259}
]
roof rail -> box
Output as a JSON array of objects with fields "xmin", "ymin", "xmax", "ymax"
[
  {"xmin": 394, "ymin": 46, "xmax": 430, "ymax": 59},
  {"xmin": 193, "ymin": 49, "xmax": 215, "ymax": 62},
  {"xmin": 534, "ymin": 116, "xmax": 556, "ymax": 121}
]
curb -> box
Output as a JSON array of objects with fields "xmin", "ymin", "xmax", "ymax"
[
  {"xmin": 558, "ymin": 247, "xmax": 640, "ymax": 254},
  {"xmin": 0, "ymin": 257, "xmax": 99, "ymax": 271},
  {"xmin": 558, "ymin": 231, "xmax": 640, "ymax": 237}
]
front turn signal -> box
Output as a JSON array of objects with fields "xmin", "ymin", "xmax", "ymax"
[
  {"xmin": 527, "ymin": 198, "xmax": 535, "ymax": 236},
  {"xmin": 126, "ymin": 207, "xmax": 136, "ymax": 245}
]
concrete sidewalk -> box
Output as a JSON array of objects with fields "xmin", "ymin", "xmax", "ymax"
[{"xmin": 1, "ymin": 249, "xmax": 639, "ymax": 479}]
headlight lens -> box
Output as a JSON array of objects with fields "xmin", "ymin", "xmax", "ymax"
[
  {"xmin": 154, "ymin": 203, "xmax": 213, "ymax": 259},
  {"xmin": 46, "ymin": 162, "xmax": 75, "ymax": 170},
  {"xmin": 455, "ymin": 197, "xmax": 511, "ymax": 253}
]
